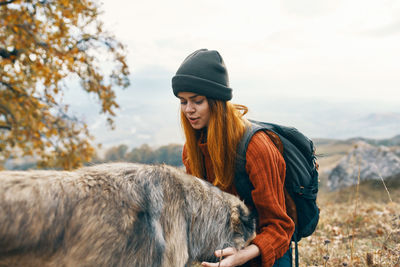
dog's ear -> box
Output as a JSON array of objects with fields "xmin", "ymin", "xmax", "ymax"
[
  {"xmin": 238, "ymin": 204, "xmax": 255, "ymax": 229},
  {"xmin": 237, "ymin": 204, "xmax": 256, "ymax": 242}
]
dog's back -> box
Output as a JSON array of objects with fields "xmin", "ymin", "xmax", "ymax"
[
  {"xmin": 0, "ymin": 163, "xmax": 254, "ymax": 266},
  {"xmin": 0, "ymin": 163, "xmax": 172, "ymax": 266}
]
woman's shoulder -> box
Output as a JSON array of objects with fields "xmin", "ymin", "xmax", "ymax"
[
  {"xmin": 246, "ymin": 130, "xmax": 284, "ymax": 161},
  {"xmin": 247, "ymin": 130, "xmax": 276, "ymax": 148}
]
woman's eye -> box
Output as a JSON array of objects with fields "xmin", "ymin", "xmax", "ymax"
[
  {"xmin": 180, "ymin": 101, "xmax": 187, "ymax": 105},
  {"xmin": 195, "ymin": 99, "xmax": 204, "ymax": 104}
]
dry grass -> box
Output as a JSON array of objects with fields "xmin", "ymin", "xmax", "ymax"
[
  {"xmin": 298, "ymin": 186, "xmax": 400, "ymax": 267},
  {"xmin": 297, "ymin": 141, "xmax": 400, "ymax": 266}
]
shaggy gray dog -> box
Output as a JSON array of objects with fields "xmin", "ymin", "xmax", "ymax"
[{"xmin": 0, "ymin": 163, "xmax": 255, "ymax": 267}]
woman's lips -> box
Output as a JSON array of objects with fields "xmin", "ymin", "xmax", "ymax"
[{"xmin": 189, "ymin": 117, "xmax": 199, "ymax": 124}]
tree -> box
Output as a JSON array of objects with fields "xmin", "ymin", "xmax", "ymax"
[
  {"xmin": 104, "ymin": 144, "xmax": 128, "ymax": 162},
  {"xmin": 155, "ymin": 144, "xmax": 183, "ymax": 166},
  {"xmin": 126, "ymin": 144, "xmax": 156, "ymax": 164},
  {"xmin": 0, "ymin": 0, "xmax": 130, "ymax": 169},
  {"xmin": 105, "ymin": 143, "xmax": 184, "ymax": 166}
]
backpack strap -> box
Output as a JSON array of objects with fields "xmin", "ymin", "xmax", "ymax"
[
  {"xmin": 235, "ymin": 122, "xmax": 295, "ymax": 209},
  {"xmin": 236, "ymin": 123, "xmax": 263, "ymax": 173},
  {"xmin": 234, "ymin": 123, "xmax": 265, "ymax": 208}
]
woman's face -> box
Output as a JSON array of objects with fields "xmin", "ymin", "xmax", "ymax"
[{"xmin": 178, "ymin": 92, "xmax": 211, "ymax": 130}]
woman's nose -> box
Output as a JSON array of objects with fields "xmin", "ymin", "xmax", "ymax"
[{"xmin": 185, "ymin": 102, "xmax": 195, "ymax": 113}]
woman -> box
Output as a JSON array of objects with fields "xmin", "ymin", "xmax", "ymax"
[{"xmin": 172, "ymin": 49, "xmax": 295, "ymax": 267}]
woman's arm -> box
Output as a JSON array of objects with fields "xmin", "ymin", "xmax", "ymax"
[{"xmin": 245, "ymin": 131, "xmax": 295, "ymax": 266}]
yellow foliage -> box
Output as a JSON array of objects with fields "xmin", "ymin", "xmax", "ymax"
[{"xmin": 0, "ymin": 0, "xmax": 130, "ymax": 169}]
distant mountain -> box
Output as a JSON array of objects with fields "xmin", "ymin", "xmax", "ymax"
[
  {"xmin": 313, "ymin": 138, "xmax": 353, "ymax": 147},
  {"xmin": 348, "ymin": 135, "xmax": 400, "ymax": 147},
  {"xmin": 62, "ymin": 68, "xmax": 399, "ymax": 149},
  {"xmin": 314, "ymin": 133, "xmax": 400, "ymax": 148},
  {"xmin": 344, "ymin": 112, "xmax": 400, "ymax": 140},
  {"xmin": 327, "ymin": 141, "xmax": 400, "ymax": 190},
  {"xmin": 310, "ymin": 112, "xmax": 400, "ymax": 141},
  {"xmin": 363, "ymin": 112, "xmax": 400, "ymax": 123}
]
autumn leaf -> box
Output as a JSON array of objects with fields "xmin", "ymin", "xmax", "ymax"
[{"xmin": 0, "ymin": 0, "xmax": 130, "ymax": 169}]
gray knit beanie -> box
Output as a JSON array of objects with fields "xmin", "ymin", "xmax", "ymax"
[{"xmin": 172, "ymin": 49, "xmax": 233, "ymax": 101}]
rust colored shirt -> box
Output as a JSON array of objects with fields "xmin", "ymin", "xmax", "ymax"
[{"xmin": 182, "ymin": 131, "xmax": 295, "ymax": 267}]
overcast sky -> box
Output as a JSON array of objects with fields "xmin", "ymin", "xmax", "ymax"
[
  {"xmin": 99, "ymin": 0, "xmax": 400, "ymax": 100},
  {"xmin": 67, "ymin": 0, "xmax": 400, "ymax": 149}
]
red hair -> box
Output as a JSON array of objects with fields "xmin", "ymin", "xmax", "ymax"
[{"xmin": 181, "ymin": 100, "xmax": 248, "ymax": 190}]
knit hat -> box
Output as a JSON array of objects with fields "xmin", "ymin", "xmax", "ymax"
[{"xmin": 172, "ymin": 49, "xmax": 233, "ymax": 101}]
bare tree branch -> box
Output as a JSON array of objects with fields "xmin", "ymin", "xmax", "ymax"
[
  {"xmin": 0, "ymin": 125, "xmax": 11, "ymax": 130},
  {"xmin": 0, "ymin": 48, "xmax": 20, "ymax": 59},
  {"xmin": 0, "ymin": 81, "xmax": 22, "ymax": 94},
  {"xmin": 0, "ymin": 104, "xmax": 13, "ymax": 130}
]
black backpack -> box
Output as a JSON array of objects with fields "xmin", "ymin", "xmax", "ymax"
[{"xmin": 234, "ymin": 119, "xmax": 319, "ymax": 267}]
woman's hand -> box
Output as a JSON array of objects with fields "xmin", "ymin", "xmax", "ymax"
[
  {"xmin": 201, "ymin": 247, "xmax": 239, "ymax": 267},
  {"xmin": 201, "ymin": 244, "xmax": 260, "ymax": 267}
]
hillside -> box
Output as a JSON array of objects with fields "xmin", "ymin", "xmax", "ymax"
[
  {"xmin": 298, "ymin": 184, "xmax": 400, "ymax": 266},
  {"xmin": 327, "ymin": 142, "xmax": 400, "ymax": 190},
  {"xmin": 313, "ymin": 134, "xmax": 400, "ymax": 190},
  {"xmin": 304, "ymin": 138, "xmax": 400, "ymax": 266},
  {"xmin": 313, "ymin": 138, "xmax": 353, "ymax": 190}
]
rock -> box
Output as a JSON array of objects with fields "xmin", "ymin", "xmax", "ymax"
[{"xmin": 327, "ymin": 141, "xmax": 400, "ymax": 190}]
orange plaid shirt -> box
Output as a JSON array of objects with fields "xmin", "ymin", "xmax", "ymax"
[{"xmin": 182, "ymin": 131, "xmax": 295, "ymax": 267}]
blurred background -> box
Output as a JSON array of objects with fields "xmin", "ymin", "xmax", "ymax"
[
  {"xmin": 70, "ymin": 0, "xmax": 400, "ymax": 149},
  {"xmin": 2, "ymin": 0, "xmax": 399, "ymax": 180},
  {"xmin": 1, "ymin": 1, "xmax": 399, "ymax": 265}
]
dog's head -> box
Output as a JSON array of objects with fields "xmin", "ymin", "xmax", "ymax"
[
  {"xmin": 184, "ymin": 174, "xmax": 256, "ymax": 264},
  {"xmin": 195, "ymin": 193, "xmax": 256, "ymax": 264}
]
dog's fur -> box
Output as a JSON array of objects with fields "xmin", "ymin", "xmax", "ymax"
[{"xmin": 0, "ymin": 163, "xmax": 255, "ymax": 267}]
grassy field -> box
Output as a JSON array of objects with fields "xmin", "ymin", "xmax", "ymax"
[
  {"xmin": 301, "ymin": 139, "xmax": 400, "ymax": 266},
  {"xmin": 298, "ymin": 181, "xmax": 400, "ymax": 267}
]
